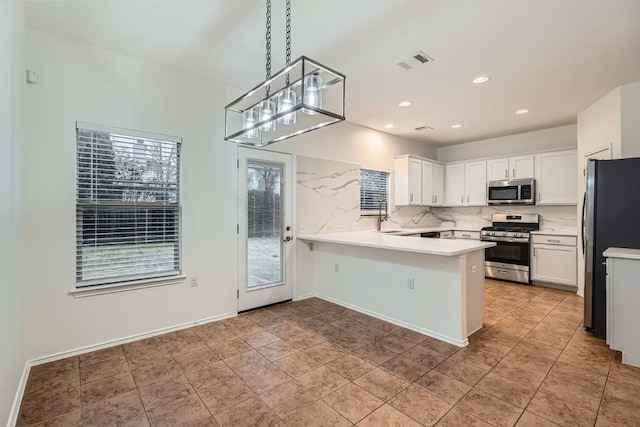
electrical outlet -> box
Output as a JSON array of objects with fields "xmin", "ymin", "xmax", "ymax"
[
  {"xmin": 471, "ymin": 265, "xmax": 477, "ymax": 273},
  {"xmin": 190, "ymin": 276, "xmax": 199, "ymax": 287},
  {"xmin": 407, "ymin": 278, "xmax": 415, "ymax": 289},
  {"xmin": 334, "ymin": 264, "xmax": 340, "ymax": 273}
]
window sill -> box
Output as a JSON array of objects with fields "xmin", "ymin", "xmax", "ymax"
[{"xmin": 69, "ymin": 275, "xmax": 187, "ymax": 298}]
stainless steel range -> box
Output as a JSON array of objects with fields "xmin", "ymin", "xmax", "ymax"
[{"xmin": 481, "ymin": 213, "xmax": 540, "ymax": 284}]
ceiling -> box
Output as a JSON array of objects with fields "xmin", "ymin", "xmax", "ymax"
[{"xmin": 25, "ymin": 0, "xmax": 640, "ymax": 146}]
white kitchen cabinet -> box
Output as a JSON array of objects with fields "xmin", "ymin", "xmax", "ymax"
[
  {"xmin": 446, "ymin": 161, "xmax": 487, "ymax": 206},
  {"xmin": 535, "ymin": 150, "xmax": 578, "ymax": 205},
  {"xmin": 445, "ymin": 163, "xmax": 465, "ymax": 206},
  {"xmin": 454, "ymin": 230, "xmax": 480, "ymax": 240},
  {"xmin": 421, "ymin": 160, "xmax": 444, "ymax": 206},
  {"xmin": 432, "ymin": 163, "xmax": 444, "ymax": 206},
  {"xmin": 487, "ymin": 155, "xmax": 534, "ymax": 181},
  {"xmin": 531, "ymin": 234, "xmax": 577, "ymax": 287},
  {"xmin": 394, "ymin": 156, "xmax": 422, "ymax": 205},
  {"xmin": 604, "ymin": 248, "xmax": 640, "ymax": 368},
  {"xmin": 465, "ymin": 161, "xmax": 487, "ymax": 206}
]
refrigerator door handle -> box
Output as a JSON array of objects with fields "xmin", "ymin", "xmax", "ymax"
[{"xmin": 581, "ymin": 192, "xmax": 587, "ymax": 255}]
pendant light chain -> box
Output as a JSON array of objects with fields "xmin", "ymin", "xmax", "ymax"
[
  {"xmin": 265, "ymin": 0, "xmax": 272, "ymax": 80},
  {"xmin": 286, "ymin": 0, "xmax": 291, "ymax": 67}
]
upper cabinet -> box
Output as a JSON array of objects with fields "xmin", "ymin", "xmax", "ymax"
[
  {"xmin": 394, "ymin": 156, "xmax": 443, "ymax": 206},
  {"xmin": 445, "ymin": 161, "xmax": 487, "ymax": 206},
  {"xmin": 534, "ymin": 149, "xmax": 578, "ymax": 205},
  {"xmin": 487, "ymin": 155, "xmax": 534, "ymax": 181},
  {"xmin": 394, "ymin": 156, "xmax": 422, "ymax": 205}
]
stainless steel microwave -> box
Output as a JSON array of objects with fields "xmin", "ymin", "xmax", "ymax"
[{"xmin": 487, "ymin": 179, "xmax": 536, "ymax": 205}]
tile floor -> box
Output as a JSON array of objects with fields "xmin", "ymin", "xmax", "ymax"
[{"xmin": 17, "ymin": 279, "xmax": 640, "ymax": 426}]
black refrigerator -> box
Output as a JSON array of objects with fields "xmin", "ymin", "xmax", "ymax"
[{"xmin": 584, "ymin": 157, "xmax": 640, "ymax": 338}]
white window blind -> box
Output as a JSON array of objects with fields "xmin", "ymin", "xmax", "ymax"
[
  {"xmin": 360, "ymin": 168, "xmax": 390, "ymax": 213},
  {"xmin": 76, "ymin": 122, "xmax": 182, "ymax": 288}
]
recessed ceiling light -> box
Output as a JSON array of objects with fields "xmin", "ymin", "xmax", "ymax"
[
  {"xmin": 451, "ymin": 124, "xmax": 463, "ymax": 129},
  {"xmin": 398, "ymin": 101, "xmax": 412, "ymax": 107},
  {"xmin": 384, "ymin": 123, "xmax": 395, "ymax": 129},
  {"xmin": 515, "ymin": 108, "xmax": 530, "ymax": 115},
  {"xmin": 473, "ymin": 75, "xmax": 491, "ymax": 84}
]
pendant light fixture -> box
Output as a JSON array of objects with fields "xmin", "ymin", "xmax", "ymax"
[{"xmin": 225, "ymin": 0, "xmax": 345, "ymax": 147}]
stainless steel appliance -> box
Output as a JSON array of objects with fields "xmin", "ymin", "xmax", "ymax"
[
  {"xmin": 488, "ymin": 179, "xmax": 536, "ymax": 205},
  {"xmin": 481, "ymin": 213, "xmax": 540, "ymax": 284},
  {"xmin": 584, "ymin": 158, "xmax": 640, "ymax": 338}
]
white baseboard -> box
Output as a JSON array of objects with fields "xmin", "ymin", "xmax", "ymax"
[
  {"xmin": 7, "ymin": 312, "xmax": 235, "ymax": 427},
  {"xmin": 6, "ymin": 362, "xmax": 30, "ymax": 427},
  {"xmin": 316, "ymin": 293, "xmax": 468, "ymax": 347},
  {"xmin": 293, "ymin": 293, "xmax": 316, "ymax": 301}
]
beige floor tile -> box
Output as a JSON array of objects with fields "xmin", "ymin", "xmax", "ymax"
[
  {"xmin": 79, "ymin": 346, "xmax": 125, "ymax": 366},
  {"xmin": 380, "ymin": 355, "xmax": 430, "ymax": 382},
  {"xmin": 420, "ymin": 338, "xmax": 467, "ymax": 357},
  {"xmin": 81, "ymin": 371, "xmax": 137, "ymax": 406},
  {"xmin": 434, "ymin": 358, "xmax": 488, "ymax": 387},
  {"xmin": 258, "ymin": 380, "xmax": 318, "ymax": 418},
  {"xmin": 475, "ymin": 372, "xmax": 536, "ymax": 409},
  {"xmin": 377, "ymin": 334, "xmax": 416, "ymax": 353},
  {"xmin": 296, "ymin": 365, "xmax": 349, "ymax": 398},
  {"xmin": 173, "ymin": 348, "xmax": 220, "ymax": 373},
  {"xmin": 243, "ymin": 330, "xmax": 280, "ymax": 348},
  {"xmin": 274, "ymin": 351, "xmax": 321, "ymax": 377},
  {"xmin": 451, "ymin": 346, "xmax": 503, "ymax": 370},
  {"xmin": 326, "ymin": 354, "xmax": 376, "ymax": 380},
  {"xmin": 323, "ymin": 383, "xmax": 384, "ymax": 424},
  {"xmin": 284, "ymin": 332, "xmax": 325, "ymax": 350},
  {"xmin": 353, "ymin": 368, "xmax": 410, "ymax": 401},
  {"xmin": 528, "ymin": 391, "xmax": 598, "ymax": 427},
  {"xmin": 353, "ymin": 343, "xmax": 398, "ymax": 366},
  {"xmin": 183, "ymin": 360, "xmax": 236, "ymax": 391},
  {"xmin": 401, "ymin": 345, "xmax": 448, "ymax": 369},
  {"xmin": 24, "ymin": 408, "xmax": 82, "ymax": 427},
  {"xmin": 515, "ymin": 411, "xmax": 561, "ymax": 426},
  {"xmin": 538, "ymin": 373, "xmax": 602, "ymax": 411},
  {"xmin": 79, "ymin": 354, "xmax": 130, "ymax": 384},
  {"xmin": 389, "ymin": 384, "xmax": 451, "ymax": 426},
  {"xmin": 491, "ymin": 358, "xmax": 548, "ymax": 389},
  {"xmin": 599, "ymin": 380, "xmax": 640, "ymax": 426},
  {"xmin": 357, "ymin": 404, "xmax": 422, "ymax": 427},
  {"xmin": 304, "ymin": 341, "xmax": 348, "ymax": 364},
  {"xmin": 146, "ymin": 393, "xmax": 211, "ymax": 427},
  {"xmin": 131, "ymin": 359, "xmax": 183, "ymax": 387},
  {"xmin": 435, "ymin": 408, "xmax": 492, "ymax": 426},
  {"xmin": 238, "ymin": 363, "xmax": 291, "ymax": 394},
  {"xmin": 197, "ymin": 376, "xmax": 255, "ymax": 415},
  {"xmin": 282, "ymin": 400, "xmax": 351, "ymax": 427},
  {"xmin": 208, "ymin": 337, "xmax": 253, "ymax": 359},
  {"xmin": 257, "ymin": 340, "xmax": 299, "ymax": 362},
  {"xmin": 608, "ymin": 360, "xmax": 640, "ymax": 388},
  {"xmin": 81, "ymin": 390, "xmax": 148, "ymax": 427},
  {"xmin": 137, "ymin": 374, "xmax": 195, "ymax": 411},
  {"xmin": 223, "ymin": 349, "xmax": 270, "ymax": 375},
  {"xmin": 455, "ymin": 389, "xmax": 523, "ymax": 427},
  {"xmin": 414, "ymin": 370, "xmax": 471, "ymax": 405}
]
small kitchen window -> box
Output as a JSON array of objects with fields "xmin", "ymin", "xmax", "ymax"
[{"xmin": 360, "ymin": 168, "xmax": 390, "ymax": 215}]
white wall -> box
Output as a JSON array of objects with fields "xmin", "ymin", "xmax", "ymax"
[
  {"xmin": 1, "ymin": 2, "xmax": 26, "ymax": 425},
  {"xmin": 621, "ymin": 82, "xmax": 640, "ymax": 158},
  {"xmin": 23, "ymin": 29, "xmax": 239, "ymax": 361},
  {"xmin": 437, "ymin": 125, "xmax": 577, "ymax": 163},
  {"xmin": 273, "ymin": 121, "xmax": 437, "ymax": 169}
]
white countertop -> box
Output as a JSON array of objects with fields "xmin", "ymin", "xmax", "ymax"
[
  {"xmin": 379, "ymin": 227, "xmax": 481, "ymax": 236},
  {"xmin": 298, "ymin": 231, "xmax": 495, "ymax": 257},
  {"xmin": 531, "ymin": 230, "xmax": 578, "ymax": 237},
  {"xmin": 603, "ymin": 247, "xmax": 640, "ymax": 260}
]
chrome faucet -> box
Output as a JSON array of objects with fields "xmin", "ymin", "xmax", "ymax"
[{"xmin": 377, "ymin": 200, "xmax": 388, "ymax": 231}]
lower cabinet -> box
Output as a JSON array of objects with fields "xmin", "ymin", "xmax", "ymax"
[{"xmin": 531, "ymin": 235, "xmax": 577, "ymax": 287}]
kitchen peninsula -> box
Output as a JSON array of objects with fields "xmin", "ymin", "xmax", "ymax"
[{"xmin": 298, "ymin": 232, "xmax": 495, "ymax": 346}]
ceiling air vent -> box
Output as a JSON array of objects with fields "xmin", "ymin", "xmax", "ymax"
[
  {"xmin": 397, "ymin": 51, "xmax": 434, "ymax": 70},
  {"xmin": 414, "ymin": 125, "xmax": 434, "ymax": 132}
]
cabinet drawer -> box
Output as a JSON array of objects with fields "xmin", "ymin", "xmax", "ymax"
[
  {"xmin": 454, "ymin": 230, "xmax": 480, "ymax": 240},
  {"xmin": 531, "ymin": 235, "xmax": 577, "ymax": 246}
]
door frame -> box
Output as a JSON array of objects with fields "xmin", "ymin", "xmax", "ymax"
[{"xmin": 236, "ymin": 146, "xmax": 296, "ymax": 312}]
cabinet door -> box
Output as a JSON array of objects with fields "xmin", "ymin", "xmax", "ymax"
[
  {"xmin": 464, "ymin": 161, "xmax": 487, "ymax": 206},
  {"xmin": 510, "ymin": 155, "xmax": 534, "ymax": 179},
  {"xmin": 432, "ymin": 163, "xmax": 444, "ymax": 206},
  {"xmin": 487, "ymin": 158, "xmax": 509, "ymax": 181},
  {"xmin": 409, "ymin": 158, "xmax": 422, "ymax": 205},
  {"xmin": 445, "ymin": 164, "xmax": 465, "ymax": 206},
  {"xmin": 531, "ymin": 244, "xmax": 577, "ymax": 286},
  {"xmin": 535, "ymin": 150, "xmax": 577, "ymax": 205},
  {"xmin": 421, "ymin": 161, "xmax": 434, "ymax": 206}
]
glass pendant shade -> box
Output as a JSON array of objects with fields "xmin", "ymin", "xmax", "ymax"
[
  {"xmin": 225, "ymin": 56, "xmax": 345, "ymax": 147},
  {"xmin": 277, "ymin": 87, "xmax": 297, "ymax": 125},
  {"xmin": 258, "ymin": 99, "xmax": 276, "ymax": 132},
  {"xmin": 242, "ymin": 106, "xmax": 260, "ymax": 139},
  {"xmin": 302, "ymin": 73, "xmax": 322, "ymax": 115}
]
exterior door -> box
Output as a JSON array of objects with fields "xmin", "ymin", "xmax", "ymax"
[{"xmin": 237, "ymin": 147, "xmax": 293, "ymax": 312}]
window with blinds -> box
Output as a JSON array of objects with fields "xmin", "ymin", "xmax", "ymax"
[
  {"xmin": 76, "ymin": 122, "xmax": 182, "ymax": 288},
  {"xmin": 360, "ymin": 168, "xmax": 390, "ymax": 214}
]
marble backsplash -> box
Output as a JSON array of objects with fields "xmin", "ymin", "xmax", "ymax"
[{"xmin": 296, "ymin": 155, "xmax": 577, "ymax": 235}]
